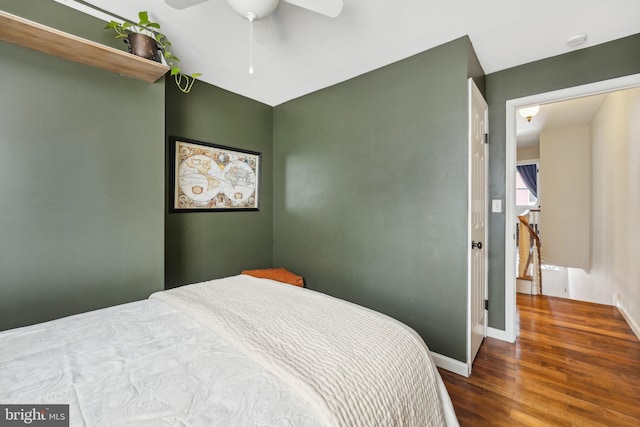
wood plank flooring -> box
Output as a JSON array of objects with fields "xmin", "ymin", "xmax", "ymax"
[{"xmin": 439, "ymin": 294, "xmax": 640, "ymax": 426}]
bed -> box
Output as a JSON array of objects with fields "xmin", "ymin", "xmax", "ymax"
[{"xmin": 0, "ymin": 274, "xmax": 458, "ymax": 426}]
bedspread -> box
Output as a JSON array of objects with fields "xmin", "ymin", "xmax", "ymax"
[
  {"xmin": 151, "ymin": 275, "xmax": 448, "ymax": 427},
  {"xmin": 0, "ymin": 298, "xmax": 322, "ymax": 426}
]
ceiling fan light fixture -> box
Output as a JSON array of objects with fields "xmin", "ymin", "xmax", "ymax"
[
  {"xmin": 165, "ymin": 0, "xmax": 344, "ymax": 74},
  {"xmin": 226, "ymin": 0, "xmax": 279, "ymax": 20},
  {"xmin": 519, "ymin": 106, "xmax": 540, "ymax": 122}
]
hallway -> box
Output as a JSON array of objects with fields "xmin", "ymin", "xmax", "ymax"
[{"xmin": 440, "ymin": 294, "xmax": 640, "ymax": 426}]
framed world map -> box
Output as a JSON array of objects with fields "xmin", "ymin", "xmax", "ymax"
[{"xmin": 170, "ymin": 137, "xmax": 260, "ymax": 212}]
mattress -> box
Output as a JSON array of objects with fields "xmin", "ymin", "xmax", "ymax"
[{"xmin": 0, "ymin": 275, "xmax": 458, "ymax": 426}]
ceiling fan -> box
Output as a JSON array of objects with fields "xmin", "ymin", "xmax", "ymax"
[
  {"xmin": 166, "ymin": 0, "xmax": 343, "ymax": 73},
  {"xmin": 165, "ymin": 0, "xmax": 344, "ymax": 42}
]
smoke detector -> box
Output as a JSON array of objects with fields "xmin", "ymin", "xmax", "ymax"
[{"xmin": 566, "ymin": 33, "xmax": 587, "ymax": 48}]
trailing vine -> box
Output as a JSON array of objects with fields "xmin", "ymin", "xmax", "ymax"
[{"xmin": 106, "ymin": 11, "xmax": 201, "ymax": 93}]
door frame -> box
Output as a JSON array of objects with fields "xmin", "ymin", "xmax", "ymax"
[
  {"xmin": 467, "ymin": 78, "xmax": 488, "ymax": 375},
  {"xmin": 501, "ymin": 73, "xmax": 640, "ymax": 342}
]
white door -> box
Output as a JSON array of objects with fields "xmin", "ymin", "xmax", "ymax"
[{"xmin": 468, "ymin": 78, "xmax": 488, "ymax": 370}]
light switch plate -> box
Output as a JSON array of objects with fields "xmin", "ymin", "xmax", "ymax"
[{"xmin": 492, "ymin": 199, "xmax": 502, "ymax": 213}]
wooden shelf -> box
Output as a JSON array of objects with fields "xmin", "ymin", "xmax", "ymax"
[{"xmin": 0, "ymin": 11, "xmax": 169, "ymax": 83}]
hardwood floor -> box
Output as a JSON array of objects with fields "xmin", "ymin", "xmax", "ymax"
[{"xmin": 440, "ymin": 294, "xmax": 640, "ymax": 426}]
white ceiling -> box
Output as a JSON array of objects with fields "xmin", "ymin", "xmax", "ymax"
[
  {"xmin": 516, "ymin": 93, "xmax": 608, "ymax": 147},
  {"xmin": 67, "ymin": 0, "xmax": 640, "ymax": 106}
]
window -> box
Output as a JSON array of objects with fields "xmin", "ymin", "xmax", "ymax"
[{"xmin": 516, "ymin": 170, "xmax": 537, "ymax": 206}]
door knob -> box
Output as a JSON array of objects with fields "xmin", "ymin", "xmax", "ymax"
[{"xmin": 472, "ymin": 240, "xmax": 483, "ymax": 250}]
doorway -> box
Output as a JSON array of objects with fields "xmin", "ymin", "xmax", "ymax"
[{"xmin": 502, "ymin": 73, "xmax": 640, "ymax": 342}]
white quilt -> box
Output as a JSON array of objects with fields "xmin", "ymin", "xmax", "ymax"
[
  {"xmin": 0, "ymin": 298, "xmax": 322, "ymax": 426},
  {"xmin": 151, "ymin": 275, "xmax": 453, "ymax": 427}
]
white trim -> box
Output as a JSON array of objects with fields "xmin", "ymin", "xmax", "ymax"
[
  {"xmin": 503, "ymin": 73, "xmax": 640, "ymax": 342},
  {"xmin": 504, "ymin": 100, "xmax": 518, "ymax": 343},
  {"xmin": 615, "ymin": 296, "xmax": 640, "ymax": 341},
  {"xmin": 431, "ymin": 351, "xmax": 470, "ymax": 377},
  {"xmin": 53, "ymin": 0, "xmax": 124, "ymax": 23},
  {"xmin": 466, "ymin": 78, "xmax": 473, "ymax": 375},
  {"xmin": 516, "ymin": 159, "xmax": 539, "ymax": 166},
  {"xmin": 487, "ymin": 326, "xmax": 514, "ymax": 342}
]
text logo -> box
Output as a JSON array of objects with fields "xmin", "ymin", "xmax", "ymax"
[{"xmin": 0, "ymin": 405, "xmax": 68, "ymax": 426}]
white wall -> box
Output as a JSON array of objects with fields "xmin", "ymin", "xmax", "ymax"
[
  {"xmin": 590, "ymin": 87, "xmax": 640, "ymax": 332},
  {"xmin": 566, "ymin": 267, "xmax": 612, "ymax": 303},
  {"xmin": 539, "ymin": 126, "xmax": 591, "ymax": 269},
  {"xmin": 517, "ymin": 145, "xmax": 540, "ymax": 162}
]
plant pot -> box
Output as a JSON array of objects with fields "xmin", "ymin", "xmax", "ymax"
[{"xmin": 124, "ymin": 33, "xmax": 160, "ymax": 62}]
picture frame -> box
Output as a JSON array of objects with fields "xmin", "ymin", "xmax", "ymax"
[{"xmin": 170, "ymin": 137, "xmax": 261, "ymax": 212}]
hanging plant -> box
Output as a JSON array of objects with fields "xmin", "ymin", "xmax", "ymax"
[{"xmin": 105, "ymin": 11, "xmax": 202, "ymax": 93}]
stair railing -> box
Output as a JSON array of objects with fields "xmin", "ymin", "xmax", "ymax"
[{"xmin": 517, "ymin": 211, "xmax": 542, "ymax": 294}]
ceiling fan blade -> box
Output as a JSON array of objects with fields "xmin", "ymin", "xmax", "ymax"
[
  {"xmin": 281, "ymin": 0, "xmax": 343, "ymax": 18},
  {"xmin": 165, "ymin": 0, "xmax": 210, "ymax": 10},
  {"xmin": 254, "ymin": 17, "xmax": 274, "ymax": 44}
]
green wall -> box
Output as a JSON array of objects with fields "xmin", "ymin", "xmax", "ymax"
[
  {"xmin": 273, "ymin": 37, "xmax": 479, "ymax": 361},
  {"xmin": 164, "ymin": 77, "xmax": 273, "ymax": 288},
  {"xmin": 486, "ymin": 33, "xmax": 640, "ymax": 329},
  {"xmin": 14, "ymin": 0, "xmax": 634, "ymax": 360},
  {"xmin": 0, "ymin": 0, "xmax": 165, "ymax": 330}
]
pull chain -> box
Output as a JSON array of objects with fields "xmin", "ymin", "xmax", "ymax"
[{"xmin": 246, "ymin": 12, "xmax": 256, "ymax": 74}]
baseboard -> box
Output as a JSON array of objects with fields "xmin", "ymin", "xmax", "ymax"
[
  {"xmin": 487, "ymin": 326, "xmax": 514, "ymax": 342},
  {"xmin": 615, "ymin": 297, "xmax": 640, "ymax": 341},
  {"xmin": 516, "ymin": 278, "xmax": 532, "ymax": 294},
  {"xmin": 431, "ymin": 351, "xmax": 469, "ymax": 377}
]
